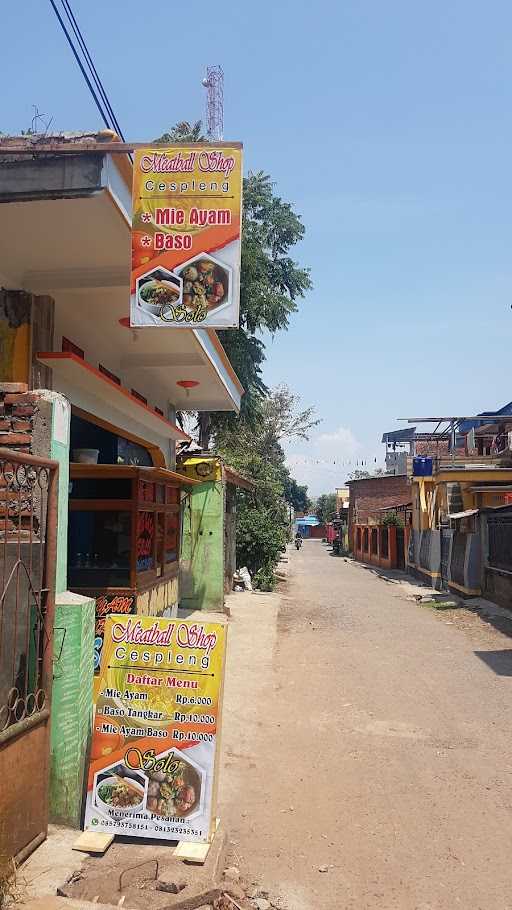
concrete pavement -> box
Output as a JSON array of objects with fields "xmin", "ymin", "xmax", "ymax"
[{"xmin": 220, "ymin": 540, "xmax": 512, "ymax": 909}]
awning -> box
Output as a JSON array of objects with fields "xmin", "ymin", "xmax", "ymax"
[
  {"xmin": 69, "ymin": 463, "xmax": 202, "ymax": 486},
  {"xmin": 448, "ymin": 509, "xmax": 478, "ymax": 520},
  {"xmin": 382, "ymin": 427, "xmax": 416, "ymax": 444},
  {"xmin": 37, "ymin": 351, "xmax": 189, "ymax": 441},
  {"xmin": 470, "ymin": 485, "xmax": 512, "ymax": 493}
]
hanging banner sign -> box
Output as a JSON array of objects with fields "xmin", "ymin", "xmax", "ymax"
[
  {"xmin": 84, "ymin": 614, "xmax": 227, "ymax": 843},
  {"xmin": 130, "ymin": 143, "xmax": 243, "ymax": 329}
]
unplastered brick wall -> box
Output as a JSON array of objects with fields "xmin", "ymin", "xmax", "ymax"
[
  {"xmin": 0, "ymin": 382, "xmax": 51, "ymax": 540},
  {"xmin": 0, "ymin": 382, "xmax": 38, "ymax": 454},
  {"xmin": 414, "ymin": 439, "xmax": 450, "ymax": 456},
  {"xmin": 349, "ymin": 474, "xmax": 411, "ymax": 526}
]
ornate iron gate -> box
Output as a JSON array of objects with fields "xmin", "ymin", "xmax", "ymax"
[{"xmin": 0, "ymin": 449, "xmax": 58, "ymax": 863}]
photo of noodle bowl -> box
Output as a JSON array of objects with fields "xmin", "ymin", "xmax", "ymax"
[
  {"xmin": 136, "ymin": 267, "xmax": 182, "ymax": 317},
  {"xmin": 94, "ymin": 766, "xmax": 145, "ymax": 815}
]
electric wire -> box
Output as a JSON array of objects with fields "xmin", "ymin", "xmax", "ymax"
[
  {"xmin": 58, "ymin": 0, "xmax": 126, "ymax": 140},
  {"xmin": 48, "ymin": 0, "xmax": 111, "ymax": 129},
  {"xmin": 48, "ymin": 0, "xmax": 125, "ymax": 142}
]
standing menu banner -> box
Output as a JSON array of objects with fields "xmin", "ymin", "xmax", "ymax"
[
  {"xmin": 84, "ymin": 615, "xmax": 227, "ymax": 843},
  {"xmin": 130, "ymin": 143, "xmax": 243, "ymax": 329}
]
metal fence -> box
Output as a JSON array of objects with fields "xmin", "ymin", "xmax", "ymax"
[
  {"xmin": 0, "ymin": 448, "xmax": 58, "ymax": 862},
  {"xmin": 487, "ymin": 513, "xmax": 512, "ymax": 573}
]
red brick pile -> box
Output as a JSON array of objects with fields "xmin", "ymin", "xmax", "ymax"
[{"xmin": 0, "ymin": 382, "xmax": 37, "ymax": 453}]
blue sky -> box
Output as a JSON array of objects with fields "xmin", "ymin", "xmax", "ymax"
[{"xmin": 3, "ymin": 1, "xmax": 512, "ymax": 494}]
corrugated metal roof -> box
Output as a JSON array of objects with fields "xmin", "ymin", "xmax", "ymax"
[{"xmin": 382, "ymin": 427, "xmax": 417, "ymax": 443}]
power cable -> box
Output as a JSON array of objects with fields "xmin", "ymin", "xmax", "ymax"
[
  {"xmin": 48, "ymin": 0, "xmax": 111, "ymax": 130},
  {"xmin": 58, "ymin": 0, "xmax": 126, "ymax": 140}
]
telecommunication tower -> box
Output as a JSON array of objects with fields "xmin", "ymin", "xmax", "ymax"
[{"xmin": 202, "ymin": 66, "xmax": 224, "ymax": 141}]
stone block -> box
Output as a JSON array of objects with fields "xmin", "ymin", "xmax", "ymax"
[{"xmin": 0, "ymin": 381, "xmax": 28, "ymax": 393}]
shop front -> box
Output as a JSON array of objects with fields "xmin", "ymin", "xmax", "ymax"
[
  {"xmin": 0, "ymin": 132, "xmax": 245, "ymax": 830},
  {"xmin": 68, "ymin": 463, "xmax": 200, "ymax": 673}
]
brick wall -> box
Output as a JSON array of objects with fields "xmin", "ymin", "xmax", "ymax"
[
  {"xmin": 0, "ymin": 382, "xmax": 41, "ymax": 538},
  {"xmin": 348, "ymin": 474, "xmax": 411, "ymax": 527},
  {"xmin": 414, "ymin": 439, "xmax": 450, "ymax": 456},
  {"xmin": 0, "ymin": 382, "xmax": 38, "ymax": 454}
]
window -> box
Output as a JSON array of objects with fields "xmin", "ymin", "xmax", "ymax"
[
  {"xmin": 68, "ymin": 466, "xmax": 182, "ymax": 592},
  {"xmin": 68, "ymin": 510, "xmax": 131, "ymax": 588},
  {"xmin": 371, "ymin": 528, "xmax": 378, "ymax": 555}
]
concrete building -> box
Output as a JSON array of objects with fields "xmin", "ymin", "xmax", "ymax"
[
  {"xmin": 0, "ymin": 133, "xmax": 244, "ymax": 853},
  {"xmin": 409, "ymin": 459, "xmax": 512, "ymax": 595},
  {"xmin": 348, "ymin": 473, "xmax": 411, "ymax": 570}
]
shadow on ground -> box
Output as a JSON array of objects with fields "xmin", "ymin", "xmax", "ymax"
[
  {"xmin": 358, "ymin": 563, "xmax": 422, "ymax": 586},
  {"xmin": 467, "ymin": 606, "xmax": 512, "ymax": 641},
  {"xmin": 474, "ymin": 650, "xmax": 512, "ymax": 676}
]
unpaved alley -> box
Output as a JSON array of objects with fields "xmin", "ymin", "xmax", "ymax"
[{"xmin": 220, "ymin": 540, "xmax": 512, "ymax": 910}]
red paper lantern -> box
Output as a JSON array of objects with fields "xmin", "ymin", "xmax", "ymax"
[{"xmin": 176, "ymin": 380, "xmax": 200, "ymax": 398}]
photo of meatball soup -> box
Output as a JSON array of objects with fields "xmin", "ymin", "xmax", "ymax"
[
  {"xmin": 146, "ymin": 760, "xmax": 200, "ymax": 818},
  {"xmin": 179, "ymin": 259, "xmax": 228, "ymax": 313}
]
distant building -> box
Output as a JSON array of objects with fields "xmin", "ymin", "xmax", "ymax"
[
  {"xmin": 296, "ymin": 514, "xmax": 325, "ymax": 539},
  {"xmin": 382, "ymin": 428, "xmax": 449, "ymax": 475},
  {"xmin": 335, "ymin": 486, "xmax": 349, "ymax": 515},
  {"xmin": 347, "ymin": 474, "xmax": 412, "ymax": 570}
]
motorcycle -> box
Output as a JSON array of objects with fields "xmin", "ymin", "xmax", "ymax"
[{"xmin": 295, "ymin": 537, "xmax": 302, "ymax": 550}]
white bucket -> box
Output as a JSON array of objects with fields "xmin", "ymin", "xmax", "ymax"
[{"xmin": 72, "ymin": 448, "xmax": 99, "ymax": 464}]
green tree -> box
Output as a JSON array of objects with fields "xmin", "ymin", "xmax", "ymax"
[
  {"xmin": 155, "ymin": 120, "xmax": 204, "ymax": 143},
  {"xmin": 155, "ymin": 123, "xmax": 313, "ymax": 586},
  {"xmin": 154, "ymin": 127, "xmax": 311, "ymax": 433},
  {"xmin": 219, "ymin": 174, "xmax": 311, "ymax": 421},
  {"xmin": 315, "ymin": 493, "xmax": 338, "ymax": 524},
  {"xmin": 216, "ymin": 387, "xmax": 317, "ymax": 589},
  {"xmin": 203, "ymin": 174, "xmax": 312, "ymax": 444},
  {"xmin": 283, "ymin": 476, "xmax": 310, "ymax": 513}
]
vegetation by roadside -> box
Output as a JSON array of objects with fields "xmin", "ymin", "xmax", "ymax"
[{"xmin": 157, "ymin": 122, "xmax": 316, "ymax": 589}]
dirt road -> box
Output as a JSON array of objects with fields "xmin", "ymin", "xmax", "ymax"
[{"xmin": 220, "ymin": 540, "xmax": 512, "ymax": 909}]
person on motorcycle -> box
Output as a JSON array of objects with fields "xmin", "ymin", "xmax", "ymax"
[{"xmin": 295, "ymin": 530, "xmax": 303, "ymax": 549}]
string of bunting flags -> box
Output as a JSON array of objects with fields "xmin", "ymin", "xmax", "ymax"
[{"xmin": 287, "ymin": 456, "xmax": 382, "ymax": 468}]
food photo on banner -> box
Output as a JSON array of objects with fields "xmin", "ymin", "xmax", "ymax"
[
  {"xmin": 84, "ymin": 614, "xmax": 227, "ymax": 844},
  {"xmin": 130, "ymin": 144, "xmax": 243, "ymax": 329}
]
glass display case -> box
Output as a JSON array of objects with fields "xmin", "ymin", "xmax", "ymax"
[{"xmin": 68, "ymin": 464, "xmax": 183, "ymax": 593}]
